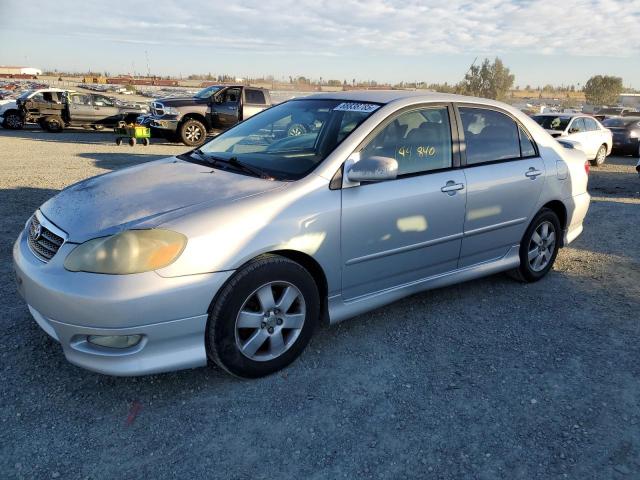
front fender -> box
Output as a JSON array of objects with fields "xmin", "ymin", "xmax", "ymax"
[{"xmin": 156, "ymin": 175, "xmax": 341, "ymax": 294}]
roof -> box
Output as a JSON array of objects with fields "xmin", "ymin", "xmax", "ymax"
[
  {"xmin": 302, "ymin": 90, "xmax": 502, "ymax": 106},
  {"xmin": 532, "ymin": 112, "xmax": 588, "ymax": 118}
]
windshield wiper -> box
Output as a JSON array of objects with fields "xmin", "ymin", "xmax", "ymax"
[{"xmin": 207, "ymin": 155, "xmax": 273, "ymax": 180}]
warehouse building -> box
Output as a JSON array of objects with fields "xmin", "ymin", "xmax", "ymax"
[{"xmin": 0, "ymin": 65, "xmax": 43, "ymax": 76}]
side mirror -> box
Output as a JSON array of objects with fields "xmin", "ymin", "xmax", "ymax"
[
  {"xmin": 346, "ymin": 156, "xmax": 398, "ymax": 183},
  {"xmin": 213, "ymin": 95, "xmax": 223, "ymax": 104},
  {"xmin": 568, "ymin": 127, "xmax": 578, "ymax": 134}
]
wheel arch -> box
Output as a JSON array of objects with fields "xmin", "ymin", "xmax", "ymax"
[
  {"xmin": 540, "ymin": 200, "xmax": 567, "ymax": 245},
  {"xmin": 207, "ymin": 249, "xmax": 330, "ymax": 326},
  {"xmin": 180, "ymin": 112, "xmax": 210, "ymax": 131}
]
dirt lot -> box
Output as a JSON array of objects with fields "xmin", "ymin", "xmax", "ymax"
[{"xmin": 0, "ymin": 128, "xmax": 639, "ymax": 479}]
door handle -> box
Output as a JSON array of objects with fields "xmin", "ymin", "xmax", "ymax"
[
  {"xmin": 441, "ymin": 181, "xmax": 465, "ymax": 195},
  {"xmin": 525, "ymin": 168, "xmax": 542, "ymax": 179}
]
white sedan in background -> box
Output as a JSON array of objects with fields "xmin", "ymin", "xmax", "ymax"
[{"xmin": 532, "ymin": 113, "xmax": 612, "ymax": 166}]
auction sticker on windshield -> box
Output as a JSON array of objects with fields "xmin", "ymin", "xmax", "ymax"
[{"xmin": 333, "ymin": 102, "xmax": 380, "ymax": 113}]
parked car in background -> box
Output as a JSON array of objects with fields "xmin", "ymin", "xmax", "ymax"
[
  {"xmin": 602, "ymin": 117, "xmax": 640, "ymax": 158},
  {"xmin": 532, "ymin": 113, "xmax": 612, "ymax": 166},
  {"xmin": 142, "ymin": 85, "xmax": 272, "ymax": 146},
  {"xmin": 16, "ymin": 90, "xmax": 147, "ymax": 132},
  {"xmin": 13, "ymin": 91, "xmax": 591, "ymax": 378},
  {"xmin": 1, "ymin": 88, "xmax": 69, "ymax": 129}
]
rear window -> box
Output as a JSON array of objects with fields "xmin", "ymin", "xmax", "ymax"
[
  {"xmin": 603, "ymin": 118, "xmax": 640, "ymax": 128},
  {"xmin": 245, "ymin": 89, "xmax": 266, "ymax": 105}
]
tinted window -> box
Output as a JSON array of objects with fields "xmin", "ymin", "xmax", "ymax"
[
  {"xmin": 460, "ymin": 108, "xmax": 520, "ymax": 164},
  {"xmin": 532, "ymin": 115, "xmax": 571, "ymax": 131},
  {"xmin": 569, "ymin": 118, "xmax": 586, "ymax": 133},
  {"xmin": 245, "ymin": 89, "xmax": 266, "ymax": 105},
  {"xmin": 361, "ymin": 107, "xmax": 452, "ymax": 175},
  {"xmin": 519, "ymin": 127, "xmax": 537, "ymax": 157},
  {"xmin": 583, "ymin": 118, "xmax": 599, "ymax": 131}
]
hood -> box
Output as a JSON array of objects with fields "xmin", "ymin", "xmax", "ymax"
[
  {"xmin": 156, "ymin": 97, "xmax": 208, "ymax": 107},
  {"xmin": 40, "ymin": 157, "xmax": 285, "ymax": 242}
]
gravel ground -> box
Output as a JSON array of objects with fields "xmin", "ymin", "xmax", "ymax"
[{"xmin": 0, "ymin": 128, "xmax": 639, "ymax": 479}]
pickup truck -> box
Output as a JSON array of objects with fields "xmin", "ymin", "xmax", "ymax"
[
  {"xmin": 13, "ymin": 90, "xmax": 148, "ymax": 132},
  {"xmin": 144, "ymin": 85, "xmax": 272, "ymax": 146}
]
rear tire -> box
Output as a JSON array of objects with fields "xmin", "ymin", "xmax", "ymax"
[
  {"xmin": 590, "ymin": 144, "xmax": 607, "ymax": 166},
  {"xmin": 179, "ymin": 119, "xmax": 206, "ymax": 146},
  {"xmin": 42, "ymin": 116, "xmax": 64, "ymax": 133},
  {"xmin": 128, "ymin": 137, "xmax": 136, "ymax": 147},
  {"xmin": 2, "ymin": 110, "xmax": 24, "ymax": 129},
  {"xmin": 510, "ymin": 208, "xmax": 561, "ymax": 283},
  {"xmin": 207, "ymin": 255, "xmax": 320, "ymax": 378}
]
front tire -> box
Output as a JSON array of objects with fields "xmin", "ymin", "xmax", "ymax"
[
  {"xmin": 207, "ymin": 255, "xmax": 320, "ymax": 378},
  {"xmin": 590, "ymin": 144, "xmax": 607, "ymax": 166},
  {"xmin": 510, "ymin": 208, "xmax": 561, "ymax": 283},
  {"xmin": 2, "ymin": 110, "xmax": 24, "ymax": 129},
  {"xmin": 179, "ymin": 119, "xmax": 206, "ymax": 146}
]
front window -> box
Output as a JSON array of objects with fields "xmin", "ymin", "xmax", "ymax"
[
  {"xmin": 197, "ymin": 99, "xmax": 380, "ymax": 180},
  {"xmin": 194, "ymin": 85, "xmax": 222, "ymax": 99},
  {"xmin": 532, "ymin": 115, "xmax": 571, "ymax": 131}
]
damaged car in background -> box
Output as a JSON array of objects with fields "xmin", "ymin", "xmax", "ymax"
[{"xmin": 7, "ymin": 89, "xmax": 148, "ymax": 131}]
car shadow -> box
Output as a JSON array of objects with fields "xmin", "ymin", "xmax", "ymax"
[
  {"xmin": 0, "ymin": 127, "xmax": 182, "ymax": 146},
  {"xmin": 77, "ymin": 152, "xmax": 174, "ymax": 171}
]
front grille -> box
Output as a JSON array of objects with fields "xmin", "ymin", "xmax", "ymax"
[
  {"xmin": 27, "ymin": 216, "xmax": 64, "ymax": 261},
  {"xmin": 151, "ymin": 102, "xmax": 165, "ymax": 116}
]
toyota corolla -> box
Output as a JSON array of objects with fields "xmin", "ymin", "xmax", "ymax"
[{"xmin": 13, "ymin": 91, "xmax": 590, "ymax": 378}]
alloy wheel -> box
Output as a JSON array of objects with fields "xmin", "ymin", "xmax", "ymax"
[
  {"xmin": 185, "ymin": 125, "xmax": 202, "ymax": 142},
  {"xmin": 595, "ymin": 146, "xmax": 606, "ymax": 165},
  {"xmin": 6, "ymin": 114, "xmax": 21, "ymax": 128},
  {"xmin": 234, "ymin": 281, "xmax": 306, "ymax": 362},
  {"xmin": 528, "ymin": 221, "xmax": 556, "ymax": 272}
]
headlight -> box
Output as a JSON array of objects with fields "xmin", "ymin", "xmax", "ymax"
[
  {"xmin": 630, "ymin": 131, "xmax": 638, "ymax": 139},
  {"xmin": 64, "ymin": 229, "xmax": 187, "ymax": 274},
  {"xmin": 163, "ymin": 106, "xmax": 179, "ymax": 115}
]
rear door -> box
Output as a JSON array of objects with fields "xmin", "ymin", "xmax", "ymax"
[
  {"xmin": 457, "ymin": 105, "xmax": 545, "ymax": 267},
  {"xmin": 90, "ymin": 95, "xmax": 120, "ymax": 125},
  {"xmin": 341, "ymin": 104, "xmax": 467, "ymax": 299},
  {"xmin": 67, "ymin": 94, "xmax": 95, "ymax": 123},
  {"xmin": 583, "ymin": 117, "xmax": 607, "ymax": 156}
]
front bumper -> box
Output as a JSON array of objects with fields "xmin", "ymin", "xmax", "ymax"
[
  {"xmin": 13, "ymin": 228, "xmax": 234, "ymax": 376},
  {"xmin": 149, "ymin": 116, "xmax": 179, "ymax": 132},
  {"xmin": 612, "ymin": 137, "xmax": 639, "ymax": 154}
]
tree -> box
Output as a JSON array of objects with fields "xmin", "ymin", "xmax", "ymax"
[
  {"xmin": 459, "ymin": 58, "xmax": 515, "ymax": 100},
  {"xmin": 584, "ymin": 75, "xmax": 623, "ymax": 106}
]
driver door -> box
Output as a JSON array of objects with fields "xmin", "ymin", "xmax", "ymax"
[
  {"xmin": 340, "ymin": 105, "xmax": 466, "ymax": 300},
  {"xmin": 214, "ymin": 88, "xmax": 241, "ymax": 128}
]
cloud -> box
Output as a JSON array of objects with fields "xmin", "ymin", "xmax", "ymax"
[{"xmin": 2, "ymin": 0, "xmax": 640, "ymax": 58}]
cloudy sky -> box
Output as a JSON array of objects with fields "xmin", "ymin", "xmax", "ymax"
[{"xmin": 1, "ymin": 0, "xmax": 639, "ymax": 87}]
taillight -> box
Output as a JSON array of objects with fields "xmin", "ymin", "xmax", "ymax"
[{"xmin": 584, "ymin": 160, "xmax": 590, "ymax": 175}]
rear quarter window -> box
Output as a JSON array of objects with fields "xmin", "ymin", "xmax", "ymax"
[{"xmin": 245, "ymin": 89, "xmax": 266, "ymax": 105}]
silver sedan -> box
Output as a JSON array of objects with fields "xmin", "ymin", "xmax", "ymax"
[{"xmin": 13, "ymin": 91, "xmax": 591, "ymax": 377}]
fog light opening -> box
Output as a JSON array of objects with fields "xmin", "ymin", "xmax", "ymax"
[{"xmin": 87, "ymin": 334, "xmax": 142, "ymax": 349}]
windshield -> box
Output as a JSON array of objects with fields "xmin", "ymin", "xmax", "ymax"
[
  {"xmin": 197, "ymin": 99, "xmax": 380, "ymax": 180},
  {"xmin": 194, "ymin": 85, "xmax": 222, "ymax": 99},
  {"xmin": 18, "ymin": 90, "xmax": 35, "ymax": 100},
  {"xmin": 532, "ymin": 115, "xmax": 571, "ymax": 131}
]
